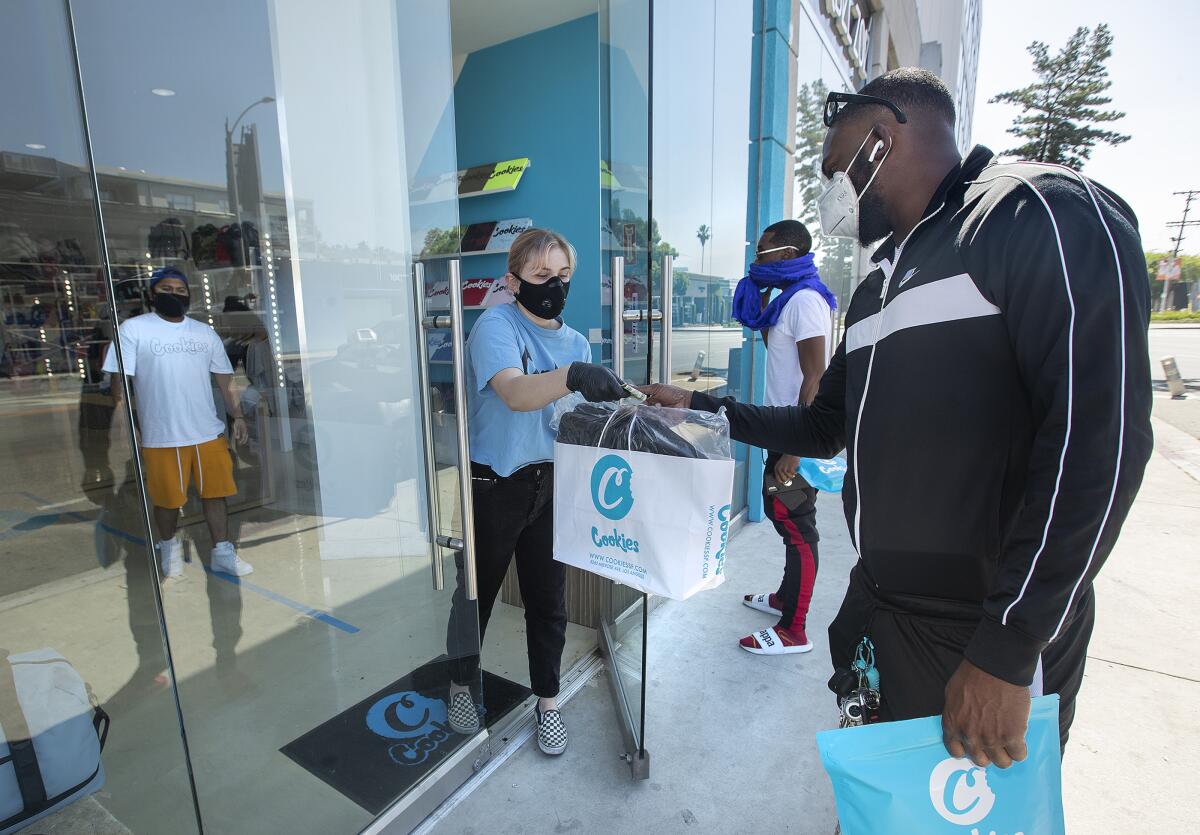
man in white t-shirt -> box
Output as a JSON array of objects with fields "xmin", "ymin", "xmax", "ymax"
[
  {"xmin": 730, "ymin": 220, "xmax": 834, "ymax": 656},
  {"xmin": 103, "ymin": 266, "xmax": 253, "ymax": 580}
]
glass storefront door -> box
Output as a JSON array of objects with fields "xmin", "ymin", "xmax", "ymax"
[
  {"xmin": 2, "ymin": 0, "xmax": 499, "ymax": 831},
  {"xmin": 652, "ymin": 0, "xmax": 754, "ymax": 516},
  {"xmin": 599, "ymin": 0, "xmax": 653, "ymax": 779}
]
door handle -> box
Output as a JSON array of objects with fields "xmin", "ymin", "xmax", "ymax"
[
  {"xmin": 659, "ymin": 253, "xmax": 673, "ymax": 385},
  {"xmin": 446, "ymin": 260, "xmax": 479, "ymax": 601},
  {"xmin": 411, "ymin": 262, "xmax": 445, "ymax": 591},
  {"xmin": 621, "ymin": 309, "xmax": 662, "ymax": 323},
  {"xmin": 611, "ymin": 255, "xmax": 625, "ymax": 374}
]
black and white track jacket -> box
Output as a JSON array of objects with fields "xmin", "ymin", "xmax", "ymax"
[{"xmin": 693, "ymin": 146, "xmax": 1153, "ymax": 686}]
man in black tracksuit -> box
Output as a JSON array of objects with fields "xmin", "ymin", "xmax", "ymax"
[{"xmin": 642, "ymin": 69, "xmax": 1152, "ymax": 769}]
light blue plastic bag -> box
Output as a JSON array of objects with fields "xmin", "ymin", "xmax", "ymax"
[
  {"xmin": 818, "ymin": 695, "xmax": 1065, "ymax": 835},
  {"xmin": 797, "ymin": 456, "xmax": 846, "ymax": 493}
]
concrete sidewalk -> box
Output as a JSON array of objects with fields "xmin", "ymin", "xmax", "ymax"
[{"xmin": 433, "ymin": 428, "xmax": 1200, "ymax": 834}]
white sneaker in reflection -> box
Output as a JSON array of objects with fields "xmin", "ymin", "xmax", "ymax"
[
  {"xmin": 212, "ymin": 541, "xmax": 253, "ymax": 576},
  {"xmin": 160, "ymin": 538, "xmax": 184, "ymax": 579}
]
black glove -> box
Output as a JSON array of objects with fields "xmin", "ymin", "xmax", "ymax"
[{"xmin": 566, "ymin": 362, "xmax": 628, "ymax": 402}]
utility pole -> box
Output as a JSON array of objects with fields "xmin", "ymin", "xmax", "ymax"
[{"xmin": 1164, "ymin": 190, "xmax": 1200, "ymax": 312}]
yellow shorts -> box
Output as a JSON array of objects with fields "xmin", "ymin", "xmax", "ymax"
[{"xmin": 142, "ymin": 437, "xmax": 237, "ymax": 509}]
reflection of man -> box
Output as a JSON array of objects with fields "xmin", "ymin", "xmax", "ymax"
[
  {"xmin": 643, "ymin": 69, "xmax": 1151, "ymax": 770},
  {"xmin": 104, "ymin": 266, "xmax": 253, "ymax": 578},
  {"xmin": 731, "ymin": 219, "xmax": 833, "ymax": 656}
]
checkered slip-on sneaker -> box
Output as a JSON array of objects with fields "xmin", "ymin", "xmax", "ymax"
[
  {"xmin": 447, "ymin": 690, "xmax": 480, "ymax": 735},
  {"xmin": 535, "ymin": 705, "xmax": 567, "ymax": 756}
]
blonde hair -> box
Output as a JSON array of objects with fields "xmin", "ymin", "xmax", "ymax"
[{"xmin": 507, "ymin": 228, "xmax": 577, "ymax": 277}]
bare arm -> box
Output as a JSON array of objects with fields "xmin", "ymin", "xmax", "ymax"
[
  {"xmin": 213, "ymin": 372, "xmax": 243, "ymax": 418},
  {"xmin": 489, "ymin": 366, "xmax": 571, "ymax": 412},
  {"xmin": 796, "ymin": 335, "xmax": 826, "ymax": 406},
  {"xmin": 213, "ymin": 372, "xmax": 249, "ymax": 443}
]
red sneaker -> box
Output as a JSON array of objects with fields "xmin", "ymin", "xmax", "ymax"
[
  {"xmin": 739, "ymin": 625, "xmax": 813, "ymax": 655},
  {"xmin": 742, "ymin": 592, "xmax": 783, "ymax": 617}
]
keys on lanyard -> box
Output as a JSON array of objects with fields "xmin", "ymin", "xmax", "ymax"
[{"xmin": 839, "ymin": 637, "xmax": 881, "ymax": 728}]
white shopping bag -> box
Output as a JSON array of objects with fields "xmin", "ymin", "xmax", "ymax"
[{"xmin": 553, "ymin": 441, "xmax": 735, "ymax": 600}]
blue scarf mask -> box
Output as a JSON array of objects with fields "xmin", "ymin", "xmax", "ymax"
[{"xmin": 731, "ymin": 253, "xmax": 836, "ymax": 331}]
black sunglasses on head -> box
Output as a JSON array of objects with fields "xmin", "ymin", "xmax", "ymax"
[{"xmin": 823, "ymin": 92, "xmax": 908, "ymax": 127}]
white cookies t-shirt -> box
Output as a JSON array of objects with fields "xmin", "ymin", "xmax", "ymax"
[
  {"xmin": 102, "ymin": 313, "xmax": 233, "ymax": 447},
  {"xmin": 763, "ymin": 288, "xmax": 833, "ymax": 407}
]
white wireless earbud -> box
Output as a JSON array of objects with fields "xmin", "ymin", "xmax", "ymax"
[{"xmin": 868, "ymin": 140, "xmax": 885, "ymax": 163}]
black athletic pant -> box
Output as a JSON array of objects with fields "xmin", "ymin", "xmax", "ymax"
[
  {"xmin": 447, "ymin": 462, "xmax": 566, "ymax": 698},
  {"xmin": 763, "ymin": 453, "xmax": 820, "ymax": 633},
  {"xmin": 828, "ymin": 563, "xmax": 1093, "ymax": 751}
]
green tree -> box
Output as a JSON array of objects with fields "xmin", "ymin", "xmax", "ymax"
[
  {"xmin": 793, "ymin": 79, "xmax": 829, "ymax": 231},
  {"xmin": 673, "ymin": 271, "xmax": 689, "ymax": 299},
  {"xmin": 793, "ymin": 78, "xmax": 856, "ymax": 308},
  {"xmin": 696, "ymin": 224, "xmax": 711, "ymax": 274},
  {"xmin": 990, "ymin": 24, "xmax": 1129, "ymax": 168},
  {"xmin": 421, "ymin": 226, "xmax": 464, "ymax": 257}
]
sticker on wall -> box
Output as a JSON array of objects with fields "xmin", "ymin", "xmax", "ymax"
[
  {"xmin": 410, "ymin": 158, "xmax": 532, "ymax": 204},
  {"xmin": 459, "ymin": 217, "xmax": 533, "ymax": 254},
  {"xmin": 458, "ymin": 157, "xmax": 531, "ymax": 197},
  {"xmin": 426, "ymin": 277, "xmax": 515, "ymax": 310}
]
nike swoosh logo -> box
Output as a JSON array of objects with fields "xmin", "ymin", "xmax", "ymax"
[{"xmin": 898, "ymin": 268, "xmax": 919, "ymax": 288}]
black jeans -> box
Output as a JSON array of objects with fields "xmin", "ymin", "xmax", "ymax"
[{"xmin": 447, "ymin": 462, "xmax": 566, "ymax": 698}]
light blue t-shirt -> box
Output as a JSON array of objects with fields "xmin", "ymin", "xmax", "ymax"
[{"xmin": 467, "ymin": 302, "xmax": 591, "ymax": 477}]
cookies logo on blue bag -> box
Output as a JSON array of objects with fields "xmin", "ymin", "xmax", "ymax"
[
  {"xmin": 591, "ymin": 454, "xmax": 633, "ymax": 520},
  {"xmin": 929, "ymin": 758, "xmax": 995, "ymax": 826}
]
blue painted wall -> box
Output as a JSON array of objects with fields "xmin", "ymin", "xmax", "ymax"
[
  {"xmin": 742, "ymin": 0, "xmax": 793, "ymax": 522},
  {"xmin": 452, "ymin": 14, "xmax": 602, "ymax": 360}
]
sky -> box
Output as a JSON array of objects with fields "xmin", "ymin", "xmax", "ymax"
[{"xmin": 971, "ymin": 0, "xmax": 1200, "ymax": 253}]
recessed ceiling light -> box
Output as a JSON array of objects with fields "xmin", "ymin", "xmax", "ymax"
[
  {"xmin": 151, "ymin": 88, "xmax": 176, "ymax": 97},
  {"xmin": 25, "ymin": 143, "xmax": 46, "ymax": 150}
]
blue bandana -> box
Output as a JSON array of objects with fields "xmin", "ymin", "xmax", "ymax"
[{"xmin": 731, "ymin": 253, "xmax": 836, "ymax": 331}]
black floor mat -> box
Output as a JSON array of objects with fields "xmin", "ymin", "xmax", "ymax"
[{"xmin": 280, "ymin": 657, "xmax": 531, "ymax": 813}]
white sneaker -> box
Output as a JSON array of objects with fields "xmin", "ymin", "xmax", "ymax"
[
  {"xmin": 212, "ymin": 542, "xmax": 253, "ymax": 576},
  {"xmin": 160, "ymin": 538, "xmax": 184, "ymax": 578}
]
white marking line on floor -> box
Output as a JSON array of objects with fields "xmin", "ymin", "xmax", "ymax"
[
  {"xmin": 36, "ymin": 497, "xmax": 91, "ymax": 510},
  {"xmin": 410, "ymin": 653, "xmax": 606, "ymax": 835},
  {"xmin": 1151, "ymin": 415, "xmax": 1200, "ymax": 483}
]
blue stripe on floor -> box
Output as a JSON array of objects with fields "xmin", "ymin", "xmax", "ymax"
[
  {"xmin": 11, "ymin": 490, "xmax": 360, "ymax": 635},
  {"xmin": 203, "ymin": 567, "xmax": 361, "ymax": 634}
]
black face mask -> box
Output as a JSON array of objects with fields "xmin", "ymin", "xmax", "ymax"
[
  {"xmin": 152, "ymin": 292, "xmax": 190, "ymax": 318},
  {"xmin": 513, "ymin": 273, "xmax": 569, "ymax": 320}
]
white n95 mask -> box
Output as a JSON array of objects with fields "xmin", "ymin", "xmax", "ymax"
[{"xmin": 816, "ymin": 130, "xmax": 889, "ymax": 240}]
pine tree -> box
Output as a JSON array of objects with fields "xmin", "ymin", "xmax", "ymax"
[
  {"xmin": 793, "ymin": 79, "xmax": 855, "ymax": 306},
  {"xmin": 990, "ymin": 23, "xmax": 1129, "ymax": 168},
  {"xmin": 793, "ymin": 79, "xmax": 829, "ymax": 231}
]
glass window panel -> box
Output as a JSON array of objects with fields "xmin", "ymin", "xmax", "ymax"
[
  {"xmin": 0, "ymin": 2, "xmax": 198, "ymax": 832},
  {"xmin": 71, "ymin": 0, "xmax": 481, "ymax": 831}
]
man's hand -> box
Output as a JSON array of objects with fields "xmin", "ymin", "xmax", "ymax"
[
  {"xmin": 232, "ymin": 417, "xmax": 249, "ymax": 445},
  {"xmin": 773, "ymin": 453, "xmax": 800, "ymax": 486},
  {"xmin": 636, "ymin": 384, "xmax": 692, "ymax": 409},
  {"xmin": 942, "ymin": 659, "xmax": 1031, "ymax": 769}
]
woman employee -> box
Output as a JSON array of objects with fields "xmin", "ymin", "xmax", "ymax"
[{"xmin": 446, "ymin": 227, "xmax": 626, "ymax": 755}]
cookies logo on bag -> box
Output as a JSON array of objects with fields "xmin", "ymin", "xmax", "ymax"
[
  {"xmin": 591, "ymin": 454, "xmax": 634, "ymax": 520},
  {"xmin": 928, "ymin": 757, "xmax": 996, "ymax": 826}
]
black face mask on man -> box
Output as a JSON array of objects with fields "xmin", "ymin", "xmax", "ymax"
[
  {"xmin": 152, "ymin": 291, "xmax": 190, "ymax": 318},
  {"xmin": 513, "ymin": 273, "xmax": 569, "ymax": 319}
]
